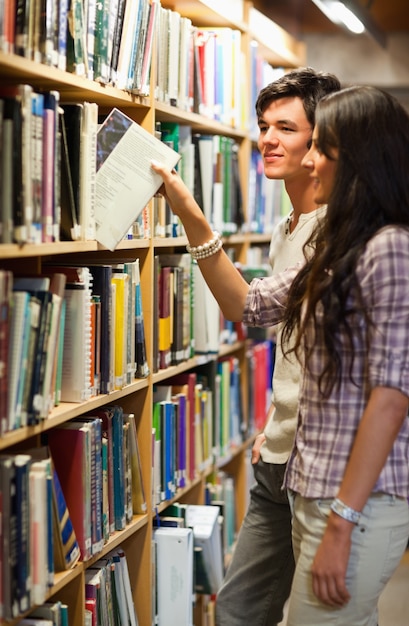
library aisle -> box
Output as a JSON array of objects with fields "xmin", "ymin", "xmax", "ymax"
[{"xmin": 277, "ymin": 550, "xmax": 409, "ymax": 626}]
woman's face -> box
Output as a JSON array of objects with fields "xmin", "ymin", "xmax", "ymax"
[{"xmin": 301, "ymin": 127, "xmax": 338, "ymax": 205}]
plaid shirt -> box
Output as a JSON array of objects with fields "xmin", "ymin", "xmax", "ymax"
[{"xmin": 244, "ymin": 226, "xmax": 409, "ymax": 498}]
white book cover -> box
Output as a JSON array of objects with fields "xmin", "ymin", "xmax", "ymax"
[
  {"xmin": 95, "ymin": 108, "xmax": 180, "ymax": 251},
  {"xmin": 192, "ymin": 262, "xmax": 220, "ymax": 354},
  {"xmin": 185, "ymin": 504, "xmax": 224, "ymax": 594},
  {"xmin": 154, "ymin": 527, "xmax": 194, "ymax": 626}
]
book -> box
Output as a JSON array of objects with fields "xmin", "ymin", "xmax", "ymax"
[
  {"xmin": 158, "ymin": 265, "xmax": 171, "ymax": 370},
  {"xmin": 59, "ymin": 105, "xmax": 80, "ymax": 241},
  {"xmin": 13, "ymin": 453, "xmax": 31, "ymax": 614},
  {"xmin": 130, "ymin": 259, "xmax": 149, "ymax": 379},
  {"xmin": 48, "ymin": 424, "xmax": 93, "ymax": 561},
  {"xmin": 154, "ymin": 527, "xmax": 194, "ymax": 625},
  {"xmin": 112, "ymin": 548, "xmax": 139, "ymax": 626},
  {"xmin": 51, "ymin": 460, "xmax": 81, "ymax": 571},
  {"xmin": 46, "ymin": 266, "xmax": 93, "ymax": 403},
  {"xmin": 111, "ymin": 271, "xmax": 129, "ymax": 390},
  {"xmin": 59, "ymin": 104, "xmax": 81, "ymax": 240},
  {"xmin": 66, "ymin": 0, "xmax": 87, "ymax": 76},
  {"xmin": 31, "ymin": 600, "xmax": 63, "ymax": 624},
  {"xmin": 31, "ymin": 91, "xmax": 44, "ymax": 242},
  {"xmin": 42, "ymin": 90, "xmax": 59, "ymax": 243},
  {"xmin": 95, "ymin": 107, "xmax": 180, "ymax": 251},
  {"xmin": 192, "ymin": 261, "xmax": 221, "ymax": 353},
  {"xmin": 185, "ymin": 504, "xmax": 224, "ymax": 595},
  {"xmin": 124, "ymin": 413, "xmax": 147, "ymax": 515},
  {"xmin": 8, "ymin": 290, "xmax": 31, "ymax": 430},
  {"xmin": 79, "ymin": 101, "xmax": 98, "ymax": 241},
  {"xmin": 159, "ymin": 253, "xmax": 193, "ymax": 363},
  {"xmin": 74, "ymin": 416, "xmax": 104, "ymax": 555},
  {"xmin": 12, "ymin": 276, "xmax": 53, "ymax": 425},
  {"xmin": 29, "ymin": 459, "xmax": 50, "ymax": 607},
  {"xmin": 89, "ymin": 264, "xmax": 113, "ymax": 394},
  {"xmin": 168, "ymin": 372, "xmax": 197, "ymax": 481},
  {"xmin": 1, "ymin": 96, "xmax": 22, "ymax": 244}
]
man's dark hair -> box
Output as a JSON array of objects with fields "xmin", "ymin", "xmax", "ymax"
[{"xmin": 255, "ymin": 67, "xmax": 341, "ymax": 127}]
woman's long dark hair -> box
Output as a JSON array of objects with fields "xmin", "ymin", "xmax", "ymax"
[{"xmin": 281, "ymin": 86, "xmax": 409, "ymax": 396}]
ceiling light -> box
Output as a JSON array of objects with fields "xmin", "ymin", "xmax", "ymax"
[{"xmin": 310, "ymin": 0, "xmax": 387, "ymax": 47}]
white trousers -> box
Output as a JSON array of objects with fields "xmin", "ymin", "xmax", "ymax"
[{"xmin": 287, "ymin": 493, "xmax": 409, "ymax": 626}]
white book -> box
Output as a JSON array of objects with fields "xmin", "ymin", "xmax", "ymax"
[
  {"xmin": 192, "ymin": 262, "xmax": 220, "ymax": 354},
  {"xmin": 60, "ymin": 267, "xmax": 93, "ymax": 403},
  {"xmin": 8, "ymin": 291, "xmax": 31, "ymax": 430},
  {"xmin": 116, "ymin": 548, "xmax": 139, "ymax": 626},
  {"xmin": 80, "ymin": 101, "xmax": 98, "ymax": 241},
  {"xmin": 115, "ymin": 0, "xmax": 141, "ymax": 90},
  {"xmin": 185, "ymin": 504, "xmax": 223, "ymax": 594},
  {"xmin": 154, "ymin": 527, "xmax": 194, "ymax": 626},
  {"xmin": 95, "ymin": 108, "xmax": 180, "ymax": 251},
  {"xmin": 29, "ymin": 461, "xmax": 49, "ymax": 606}
]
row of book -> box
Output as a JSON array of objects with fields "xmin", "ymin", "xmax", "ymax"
[
  {"xmin": 48, "ymin": 407, "xmax": 147, "ymax": 563},
  {"xmin": 1, "ymin": 84, "xmax": 258, "ymax": 250},
  {"xmin": 16, "ymin": 599, "xmax": 69, "ymax": 625},
  {"xmin": 1, "ymin": 0, "xmax": 157, "ymax": 95},
  {"xmin": 0, "ymin": 407, "xmax": 146, "ymax": 619},
  {"xmin": 85, "ymin": 547, "xmax": 139, "ymax": 626},
  {"xmin": 155, "ymin": 11, "xmax": 247, "ymax": 128},
  {"xmin": 1, "ymin": 0, "xmax": 248, "ymax": 127},
  {"xmin": 1, "ymin": 260, "xmax": 149, "ymax": 433},
  {"xmin": 13, "ymin": 547, "xmax": 138, "ymax": 626},
  {"xmin": 154, "ymin": 122, "xmax": 245, "ymax": 239},
  {"xmin": 151, "ymin": 353, "xmax": 250, "ymax": 507},
  {"xmin": 0, "ymin": 448, "xmax": 80, "ymax": 621},
  {"xmin": 0, "ymin": 86, "xmax": 155, "ymax": 246}
]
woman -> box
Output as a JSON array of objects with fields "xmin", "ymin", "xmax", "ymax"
[{"xmin": 151, "ymin": 85, "xmax": 409, "ymax": 625}]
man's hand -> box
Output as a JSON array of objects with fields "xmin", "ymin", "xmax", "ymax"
[{"xmin": 251, "ymin": 433, "xmax": 266, "ymax": 464}]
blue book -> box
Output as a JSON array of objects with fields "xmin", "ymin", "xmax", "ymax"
[
  {"xmin": 76, "ymin": 416, "xmax": 104, "ymax": 554},
  {"xmin": 174, "ymin": 393, "xmax": 187, "ymax": 489},
  {"xmin": 111, "ymin": 405, "xmax": 126, "ymax": 530},
  {"xmin": 160, "ymin": 401, "xmax": 175, "ymax": 501},
  {"xmin": 52, "ymin": 463, "xmax": 81, "ymax": 570},
  {"xmin": 14, "ymin": 454, "xmax": 31, "ymax": 613}
]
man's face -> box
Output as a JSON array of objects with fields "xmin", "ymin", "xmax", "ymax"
[{"xmin": 257, "ymin": 96, "xmax": 313, "ymax": 183}]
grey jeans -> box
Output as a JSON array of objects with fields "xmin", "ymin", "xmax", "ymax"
[
  {"xmin": 287, "ymin": 493, "xmax": 409, "ymax": 625},
  {"xmin": 215, "ymin": 459, "xmax": 294, "ymax": 626}
]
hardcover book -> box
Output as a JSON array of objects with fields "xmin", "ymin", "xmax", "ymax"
[{"xmin": 95, "ymin": 108, "xmax": 180, "ymax": 251}]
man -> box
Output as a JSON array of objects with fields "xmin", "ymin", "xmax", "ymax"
[{"xmin": 215, "ymin": 67, "xmax": 341, "ymax": 626}]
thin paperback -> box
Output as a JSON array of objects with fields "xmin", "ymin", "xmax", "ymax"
[{"xmin": 95, "ymin": 108, "xmax": 181, "ymax": 251}]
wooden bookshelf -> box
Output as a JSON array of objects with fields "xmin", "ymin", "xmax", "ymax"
[{"xmin": 0, "ymin": 1, "xmax": 304, "ymax": 624}]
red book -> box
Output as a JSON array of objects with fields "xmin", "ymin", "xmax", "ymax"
[
  {"xmin": 252, "ymin": 343, "xmax": 268, "ymax": 431},
  {"xmin": 48, "ymin": 424, "xmax": 92, "ymax": 561}
]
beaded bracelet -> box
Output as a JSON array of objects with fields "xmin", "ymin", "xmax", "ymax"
[
  {"xmin": 330, "ymin": 498, "xmax": 361, "ymax": 524},
  {"xmin": 186, "ymin": 231, "xmax": 223, "ymax": 260}
]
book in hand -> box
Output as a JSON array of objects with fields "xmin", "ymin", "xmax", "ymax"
[{"xmin": 95, "ymin": 108, "xmax": 181, "ymax": 251}]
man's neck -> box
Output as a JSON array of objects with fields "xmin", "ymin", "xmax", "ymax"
[{"xmin": 285, "ymin": 178, "xmax": 321, "ymax": 230}]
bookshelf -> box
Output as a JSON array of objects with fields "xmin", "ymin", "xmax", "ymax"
[{"xmin": 0, "ymin": 1, "xmax": 304, "ymax": 624}]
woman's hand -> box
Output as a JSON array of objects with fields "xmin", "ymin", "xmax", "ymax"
[{"xmin": 311, "ymin": 515, "xmax": 353, "ymax": 606}]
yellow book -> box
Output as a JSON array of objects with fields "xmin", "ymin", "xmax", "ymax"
[{"xmin": 111, "ymin": 272, "xmax": 129, "ymax": 390}]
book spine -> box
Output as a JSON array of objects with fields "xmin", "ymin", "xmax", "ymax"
[
  {"xmin": 42, "ymin": 91, "xmax": 58, "ymax": 243},
  {"xmin": 112, "ymin": 407, "xmax": 125, "ymax": 530},
  {"xmin": 52, "ymin": 464, "xmax": 80, "ymax": 570},
  {"xmin": 14, "ymin": 457, "xmax": 31, "ymax": 613}
]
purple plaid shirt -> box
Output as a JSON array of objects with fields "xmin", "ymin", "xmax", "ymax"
[{"xmin": 243, "ymin": 226, "xmax": 409, "ymax": 498}]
